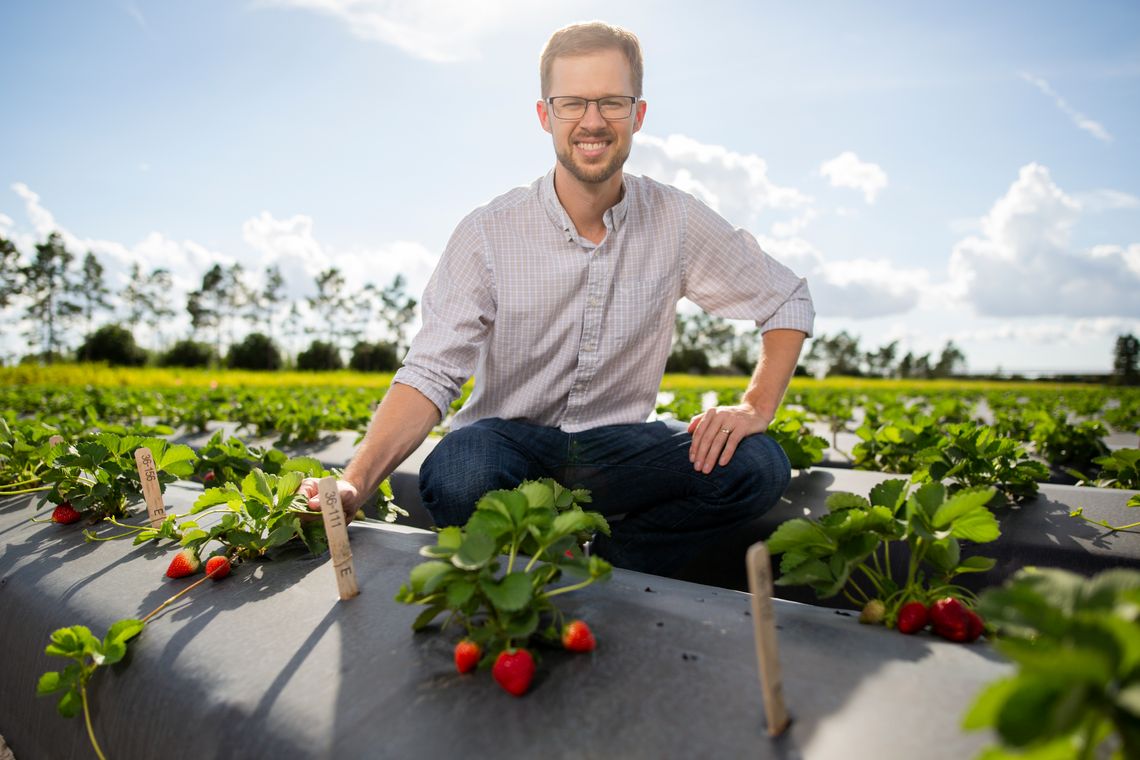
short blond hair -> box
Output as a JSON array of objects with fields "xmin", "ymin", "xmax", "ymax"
[{"xmin": 539, "ymin": 21, "xmax": 644, "ymax": 98}]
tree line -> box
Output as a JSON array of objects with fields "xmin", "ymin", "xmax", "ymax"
[
  {"xmin": 0, "ymin": 232, "xmax": 416, "ymax": 370},
  {"xmin": 4, "ymin": 231, "xmax": 1137, "ymax": 382}
]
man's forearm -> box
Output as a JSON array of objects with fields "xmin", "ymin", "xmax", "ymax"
[
  {"xmin": 742, "ymin": 328, "xmax": 807, "ymax": 421},
  {"xmin": 342, "ymin": 382, "xmax": 442, "ymax": 496}
]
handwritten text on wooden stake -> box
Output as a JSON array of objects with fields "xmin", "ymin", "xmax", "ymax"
[
  {"xmin": 133, "ymin": 447, "xmax": 166, "ymax": 528},
  {"xmin": 317, "ymin": 477, "xmax": 359, "ymax": 600}
]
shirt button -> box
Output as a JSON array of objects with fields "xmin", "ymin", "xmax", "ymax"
[{"xmin": 588, "ymin": 297, "xmax": 599, "ymax": 307}]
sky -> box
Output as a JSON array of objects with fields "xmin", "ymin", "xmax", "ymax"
[{"xmin": 1, "ymin": 0, "xmax": 1139, "ymax": 374}]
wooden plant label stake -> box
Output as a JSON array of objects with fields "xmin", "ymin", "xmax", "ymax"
[
  {"xmin": 317, "ymin": 476, "xmax": 359, "ymax": 600},
  {"xmin": 746, "ymin": 542, "xmax": 791, "ymax": 737},
  {"xmin": 133, "ymin": 446, "xmax": 166, "ymax": 528}
]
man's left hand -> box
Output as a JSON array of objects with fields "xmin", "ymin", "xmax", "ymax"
[{"xmin": 687, "ymin": 404, "xmax": 772, "ymax": 474}]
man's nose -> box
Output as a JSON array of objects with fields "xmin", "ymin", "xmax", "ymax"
[{"xmin": 580, "ymin": 100, "xmax": 607, "ymax": 129}]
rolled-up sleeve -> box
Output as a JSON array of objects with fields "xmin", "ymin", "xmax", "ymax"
[
  {"xmin": 681, "ymin": 194, "xmax": 815, "ymax": 337},
  {"xmin": 392, "ymin": 213, "xmax": 496, "ymax": 418}
]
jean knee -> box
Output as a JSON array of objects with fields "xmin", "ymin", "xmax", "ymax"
[
  {"xmin": 722, "ymin": 433, "xmax": 791, "ymax": 512},
  {"xmin": 419, "ymin": 424, "xmax": 529, "ymax": 527}
]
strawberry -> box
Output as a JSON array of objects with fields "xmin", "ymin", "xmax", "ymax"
[
  {"xmin": 205, "ymin": 555, "xmax": 231, "ymax": 580},
  {"xmin": 929, "ymin": 597, "xmax": 970, "ymax": 642},
  {"xmin": 165, "ymin": 548, "xmax": 201, "ymax": 579},
  {"xmin": 859, "ymin": 599, "xmax": 886, "ymax": 625},
  {"xmin": 203, "ymin": 470, "xmax": 217, "ymax": 485},
  {"xmin": 964, "ymin": 609, "xmax": 985, "ymax": 642},
  {"xmin": 454, "ymin": 639, "xmax": 481, "ymax": 674},
  {"xmin": 51, "ymin": 502, "xmax": 81, "ymax": 524},
  {"xmin": 896, "ymin": 601, "xmax": 929, "ymax": 634},
  {"xmin": 562, "ymin": 620, "xmax": 596, "ymax": 652},
  {"xmin": 492, "ymin": 649, "xmax": 535, "ymax": 696}
]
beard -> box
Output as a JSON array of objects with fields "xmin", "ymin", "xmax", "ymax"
[{"xmin": 555, "ymin": 129, "xmax": 631, "ymax": 185}]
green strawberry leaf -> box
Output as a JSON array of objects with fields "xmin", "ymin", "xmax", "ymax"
[
  {"xmin": 479, "ymin": 572, "xmax": 532, "ymax": 613},
  {"xmin": 451, "ymin": 530, "xmax": 496, "ymax": 571},
  {"xmin": 767, "ymin": 518, "xmax": 836, "ymax": 554},
  {"xmin": 932, "ymin": 486, "xmax": 997, "ymax": 529}
]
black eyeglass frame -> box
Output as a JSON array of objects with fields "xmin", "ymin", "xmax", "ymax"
[{"xmin": 545, "ymin": 95, "xmax": 639, "ymax": 120}]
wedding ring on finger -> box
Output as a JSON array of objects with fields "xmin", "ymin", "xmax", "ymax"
[{"xmin": 719, "ymin": 427, "xmax": 731, "ymax": 434}]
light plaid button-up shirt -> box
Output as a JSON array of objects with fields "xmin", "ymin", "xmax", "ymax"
[{"xmin": 393, "ymin": 169, "xmax": 815, "ymax": 433}]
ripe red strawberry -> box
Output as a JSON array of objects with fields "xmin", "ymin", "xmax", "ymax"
[
  {"xmin": 964, "ymin": 609, "xmax": 985, "ymax": 642},
  {"xmin": 454, "ymin": 639, "xmax": 481, "ymax": 674},
  {"xmin": 896, "ymin": 601, "xmax": 928, "ymax": 634},
  {"xmin": 492, "ymin": 649, "xmax": 535, "ymax": 696},
  {"xmin": 51, "ymin": 502, "xmax": 81, "ymax": 524},
  {"xmin": 929, "ymin": 597, "xmax": 970, "ymax": 642},
  {"xmin": 203, "ymin": 470, "xmax": 217, "ymax": 485},
  {"xmin": 205, "ymin": 555, "xmax": 231, "ymax": 580},
  {"xmin": 562, "ymin": 620, "xmax": 596, "ymax": 652},
  {"xmin": 165, "ymin": 548, "xmax": 201, "ymax": 579}
]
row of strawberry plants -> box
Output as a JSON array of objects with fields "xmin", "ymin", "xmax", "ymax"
[
  {"xmin": 23, "ymin": 431, "xmax": 610, "ymax": 756},
  {"xmin": 766, "ymin": 476, "xmax": 1140, "ymax": 756},
  {"xmin": 20, "ymin": 439, "xmax": 1139, "ymax": 758}
]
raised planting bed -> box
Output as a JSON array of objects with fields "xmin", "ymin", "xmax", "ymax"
[
  {"xmin": 677, "ymin": 466, "xmax": 1140, "ymax": 596},
  {"xmin": 0, "ymin": 484, "xmax": 1011, "ymax": 759}
]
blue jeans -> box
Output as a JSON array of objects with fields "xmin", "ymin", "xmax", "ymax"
[{"xmin": 419, "ymin": 417, "xmax": 791, "ymax": 577}]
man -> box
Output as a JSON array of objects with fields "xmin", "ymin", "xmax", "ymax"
[{"xmin": 303, "ymin": 21, "xmax": 813, "ymax": 577}]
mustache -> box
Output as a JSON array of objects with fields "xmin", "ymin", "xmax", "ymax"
[{"xmin": 572, "ymin": 129, "xmax": 614, "ymax": 140}]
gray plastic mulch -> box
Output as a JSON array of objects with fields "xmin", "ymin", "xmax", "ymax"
[{"xmin": 1, "ymin": 484, "xmax": 1009, "ymax": 760}]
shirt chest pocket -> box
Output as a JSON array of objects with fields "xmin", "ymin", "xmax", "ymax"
[{"xmin": 607, "ymin": 277, "xmax": 675, "ymax": 345}]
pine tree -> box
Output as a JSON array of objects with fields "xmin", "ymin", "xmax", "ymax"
[{"xmin": 21, "ymin": 232, "xmax": 83, "ymax": 362}]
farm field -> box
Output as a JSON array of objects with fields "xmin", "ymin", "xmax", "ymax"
[{"xmin": 2, "ymin": 365, "xmax": 1139, "ymax": 759}]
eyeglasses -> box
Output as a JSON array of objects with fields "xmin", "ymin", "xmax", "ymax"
[{"xmin": 545, "ymin": 96, "xmax": 638, "ymax": 120}]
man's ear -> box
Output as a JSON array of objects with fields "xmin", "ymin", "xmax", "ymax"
[
  {"xmin": 632, "ymin": 99, "xmax": 647, "ymax": 134},
  {"xmin": 536, "ymin": 99, "xmax": 553, "ymax": 134}
]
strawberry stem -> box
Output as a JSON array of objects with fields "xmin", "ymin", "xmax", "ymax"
[
  {"xmin": 81, "ymin": 682, "xmax": 108, "ymax": 760},
  {"xmin": 140, "ymin": 561, "xmax": 230, "ymax": 624},
  {"xmin": 0, "ymin": 485, "xmax": 51, "ymax": 495}
]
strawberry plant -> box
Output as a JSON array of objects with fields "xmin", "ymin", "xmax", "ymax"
[
  {"xmin": 852, "ymin": 417, "xmax": 944, "ymax": 474},
  {"xmin": 963, "ymin": 567, "xmax": 1140, "ymax": 759},
  {"xmin": 36, "ymin": 620, "xmax": 145, "ymax": 760},
  {"xmin": 38, "ymin": 434, "xmax": 197, "ymax": 521},
  {"xmin": 1023, "ymin": 410, "xmax": 1110, "ymax": 474},
  {"xmin": 767, "ymin": 480, "xmax": 1000, "ymax": 632},
  {"xmin": 765, "ymin": 408, "xmax": 829, "ymax": 470},
  {"xmin": 1070, "ymin": 447, "xmax": 1140, "ymax": 491},
  {"xmin": 0, "ymin": 417, "xmax": 56, "ymax": 495},
  {"xmin": 396, "ymin": 479, "xmax": 612, "ymax": 693},
  {"xmin": 911, "ymin": 421, "xmax": 1050, "ymax": 503},
  {"xmin": 180, "ymin": 469, "xmax": 331, "ymax": 559},
  {"xmin": 37, "ymin": 554, "xmax": 234, "ymax": 760},
  {"xmin": 191, "ymin": 430, "xmax": 289, "ymax": 485}
]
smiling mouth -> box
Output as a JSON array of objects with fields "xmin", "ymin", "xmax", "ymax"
[{"xmin": 574, "ymin": 139, "xmax": 611, "ymax": 157}]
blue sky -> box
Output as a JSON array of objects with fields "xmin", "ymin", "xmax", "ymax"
[{"xmin": 2, "ymin": 0, "xmax": 1138, "ymax": 373}]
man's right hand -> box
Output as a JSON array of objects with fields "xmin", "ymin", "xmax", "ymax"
[{"xmin": 299, "ymin": 477, "xmax": 361, "ymax": 524}]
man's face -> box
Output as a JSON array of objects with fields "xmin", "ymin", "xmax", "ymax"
[{"xmin": 537, "ymin": 48, "xmax": 647, "ymax": 186}]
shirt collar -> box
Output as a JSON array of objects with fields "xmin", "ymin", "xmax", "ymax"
[{"xmin": 540, "ymin": 167, "xmax": 632, "ymax": 243}]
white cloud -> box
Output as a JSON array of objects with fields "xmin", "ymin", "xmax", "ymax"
[
  {"xmin": 770, "ymin": 209, "xmax": 818, "ymax": 238},
  {"xmin": 240, "ymin": 211, "xmax": 438, "ymax": 305},
  {"xmin": 758, "ymin": 235, "xmax": 929, "ymax": 319},
  {"xmin": 628, "ymin": 133, "xmax": 813, "ymax": 226},
  {"xmin": 259, "ymin": 0, "xmax": 525, "ymax": 63},
  {"xmin": 949, "ymin": 163, "xmax": 1140, "ymax": 317},
  {"xmin": 1074, "ymin": 189, "xmax": 1140, "ymax": 213},
  {"xmin": 951, "ymin": 317, "xmax": 1140, "ymax": 345},
  {"xmin": 0, "ymin": 213, "xmax": 12, "ymax": 235},
  {"xmin": 1020, "ymin": 73, "xmax": 1112, "ymax": 143},
  {"xmin": 819, "ymin": 151, "xmax": 888, "ymax": 204}
]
